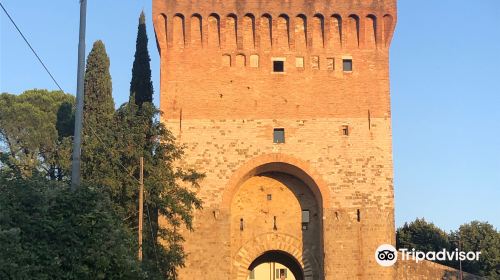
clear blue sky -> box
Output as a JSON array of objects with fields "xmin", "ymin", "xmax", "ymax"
[{"xmin": 1, "ymin": 1, "xmax": 499, "ymax": 232}]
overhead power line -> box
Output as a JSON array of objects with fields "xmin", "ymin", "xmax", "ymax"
[{"xmin": 0, "ymin": 1, "xmax": 64, "ymax": 92}]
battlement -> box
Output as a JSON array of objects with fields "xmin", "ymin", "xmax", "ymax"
[{"xmin": 153, "ymin": 0, "xmax": 397, "ymax": 53}]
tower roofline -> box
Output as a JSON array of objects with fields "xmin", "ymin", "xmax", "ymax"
[{"xmin": 153, "ymin": 0, "xmax": 397, "ymax": 17}]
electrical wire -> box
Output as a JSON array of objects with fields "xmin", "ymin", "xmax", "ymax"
[{"xmin": 0, "ymin": 1, "xmax": 64, "ymax": 92}]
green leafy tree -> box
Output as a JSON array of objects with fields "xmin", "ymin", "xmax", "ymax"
[
  {"xmin": 130, "ymin": 11, "xmax": 153, "ymax": 107},
  {"xmin": 0, "ymin": 90, "xmax": 74, "ymax": 179},
  {"xmin": 396, "ymin": 218, "xmax": 451, "ymax": 266},
  {"xmin": 397, "ymin": 218, "xmax": 500, "ymax": 277},
  {"xmin": 397, "ymin": 218, "xmax": 452, "ymax": 252},
  {"xmin": 124, "ymin": 12, "xmax": 203, "ymax": 277},
  {"xmin": 0, "ymin": 176, "xmax": 145, "ymax": 280},
  {"xmin": 82, "ymin": 100, "xmax": 203, "ymax": 279},
  {"xmin": 450, "ymin": 221, "xmax": 500, "ymax": 279}
]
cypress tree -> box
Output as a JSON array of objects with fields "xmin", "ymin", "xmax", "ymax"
[
  {"xmin": 83, "ymin": 40, "xmax": 114, "ymax": 130},
  {"xmin": 130, "ymin": 11, "xmax": 153, "ymax": 106},
  {"xmin": 81, "ymin": 40, "xmax": 115, "ymax": 184}
]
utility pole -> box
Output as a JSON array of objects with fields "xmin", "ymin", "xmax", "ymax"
[
  {"xmin": 71, "ymin": 0, "xmax": 87, "ymax": 190},
  {"xmin": 138, "ymin": 157, "xmax": 144, "ymax": 261},
  {"xmin": 459, "ymin": 234, "xmax": 463, "ymax": 280}
]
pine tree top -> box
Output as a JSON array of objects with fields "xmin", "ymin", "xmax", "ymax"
[{"xmin": 140, "ymin": 11, "xmax": 146, "ymax": 25}]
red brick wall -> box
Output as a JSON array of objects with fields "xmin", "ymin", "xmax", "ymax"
[{"xmin": 153, "ymin": 0, "xmax": 398, "ymax": 279}]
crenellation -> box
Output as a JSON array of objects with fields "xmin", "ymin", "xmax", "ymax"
[{"xmin": 153, "ymin": 11, "xmax": 396, "ymax": 52}]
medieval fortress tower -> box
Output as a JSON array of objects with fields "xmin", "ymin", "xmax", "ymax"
[{"xmin": 153, "ymin": 0, "xmax": 398, "ymax": 279}]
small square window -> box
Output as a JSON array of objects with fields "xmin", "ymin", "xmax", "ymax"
[
  {"xmin": 343, "ymin": 59, "xmax": 353, "ymax": 72},
  {"xmin": 273, "ymin": 128, "xmax": 285, "ymax": 143},
  {"xmin": 295, "ymin": 57, "xmax": 304, "ymax": 68},
  {"xmin": 267, "ymin": 194, "xmax": 272, "ymax": 201},
  {"xmin": 273, "ymin": 60, "xmax": 285, "ymax": 72},
  {"xmin": 327, "ymin": 58, "xmax": 335, "ymax": 71}
]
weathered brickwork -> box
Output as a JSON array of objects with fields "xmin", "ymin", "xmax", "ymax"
[{"xmin": 153, "ymin": 0, "xmax": 399, "ymax": 279}]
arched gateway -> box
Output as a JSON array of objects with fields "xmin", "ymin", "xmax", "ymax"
[{"xmin": 228, "ymin": 158, "xmax": 326, "ymax": 279}]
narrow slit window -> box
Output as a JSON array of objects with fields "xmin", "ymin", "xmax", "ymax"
[
  {"xmin": 273, "ymin": 128, "xmax": 285, "ymax": 143},
  {"xmin": 342, "ymin": 125, "xmax": 349, "ymax": 136},
  {"xmin": 302, "ymin": 210, "xmax": 310, "ymax": 230},
  {"xmin": 343, "ymin": 59, "xmax": 353, "ymax": 72}
]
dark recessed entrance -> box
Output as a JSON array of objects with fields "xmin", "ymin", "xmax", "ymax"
[{"xmin": 248, "ymin": 250, "xmax": 304, "ymax": 280}]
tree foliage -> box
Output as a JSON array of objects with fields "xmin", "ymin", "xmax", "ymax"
[
  {"xmin": 0, "ymin": 89, "xmax": 74, "ymax": 180},
  {"xmin": 397, "ymin": 218, "xmax": 451, "ymax": 254},
  {"xmin": 450, "ymin": 221, "xmax": 500, "ymax": 278},
  {"xmin": 397, "ymin": 218, "xmax": 500, "ymax": 278},
  {"xmin": 0, "ymin": 17, "xmax": 202, "ymax": 279},
  {"xmin": 80, "ymin": 99, "xmax": 203, "ymax": 278},
  {"xmin": 130, "ymin": 11, "xmax": 153, "ymax": 107},
  {"xmin": 117, "ymin": 102, "xmax": 203, "ymax": 278},
  {"xmin": 80, "ymin": 31, "xmax": 203, "ymax": 277},
  {"xmin": 83, "ymin": 40, "xmax": 114, "ymax": 130},
  {"xmin": 0, "ymin": 176, "xmax": 144, "ymax": 280},
  {"xmin": 81, "ymin": 40, "xmax": 117, "ymax": 185}
]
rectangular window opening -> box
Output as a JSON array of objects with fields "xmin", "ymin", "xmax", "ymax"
[
  {"xmin": 302, "ymin": 210, "xmax": 310, "ymax": 230},
  {"xmin": 273, "ymin": 128, "xmax": 285, "ymax": 143},
  {"xmin": 273, "ymin": 60, "xmax": 285, "ymax": 73},
  {"xmin": 276, "ymin": 268, "xmax": 287, "ymax": 278},
  {"xmin": 342, "ymin": 125, "xmax": 349, "ymax": 136},
  {"xmin": 343, "ymin": 59, "xmax": 353, "ymax": 72}
]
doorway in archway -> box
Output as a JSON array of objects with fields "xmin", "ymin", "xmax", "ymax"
[{"xmin": 247, "ymin": 250, "xmax": 304, "ymax": 280}]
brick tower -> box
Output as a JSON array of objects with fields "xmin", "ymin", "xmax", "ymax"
[{"xmin": 153, "ymin": 0, "xmax": 397, "ymax": 279}]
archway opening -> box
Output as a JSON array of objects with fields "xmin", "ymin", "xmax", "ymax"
[{"xmin": 248, "ymin": 250, "xmax": 304, "ymax": 280}]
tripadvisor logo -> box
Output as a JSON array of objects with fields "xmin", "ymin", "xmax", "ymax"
[
  {"xmin": 375, "ymin": 244, "xmax": 481, "ymax": 267},
  {"xmin": 375, "ymin": 244, "xmax": 398, "ymax": 267}
]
